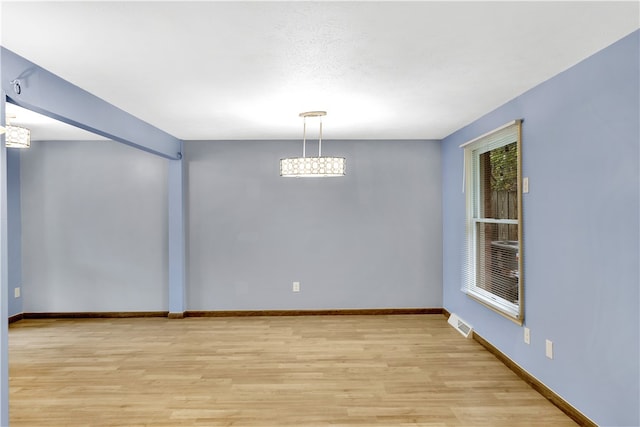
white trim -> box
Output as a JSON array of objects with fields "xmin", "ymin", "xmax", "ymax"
[
  {"xmin": 467, "ymin": 287, "xmax": 520, "ymax": 318},
  {"xmin": 462, "ymin": 120, "xmax": 523, "ymax": 323},
  {"xmin": 462, "ymin": 150, "xmax": 466, "ymax": 193},
  {"xmin": 459, "ymin": 119, "xmax": 521, "ymax": 149}
]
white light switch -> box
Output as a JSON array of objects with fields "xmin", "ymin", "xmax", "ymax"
[
  {"xmin": 523, "ymin": 177, "xmax": 529, "ymax": 193},
  {"xmin": 546, "ymin": 339, "xmax": 553, "ymax": 359},
  {"xmin": 292, "ymin": 282, "xmax": 300, "ymax": 292},
  {"xmin": 14, "ymin": 287, "xmax": 20, "ymax": 298},
  {"xmin": 524, "ymin": 327, "xmax": 530, "ymax": 345}
]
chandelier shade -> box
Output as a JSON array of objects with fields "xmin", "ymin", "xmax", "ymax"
[
  {"xmin": 280, "ymin": 156, "xmax": 345, "ymax": 177},
  {"xmin": 5, "ymin": 125, "xmax": 31, "ymax": 148},
  {"xmin": 280, "ymin": 111, "xmax": 345, "ymax": 178}
]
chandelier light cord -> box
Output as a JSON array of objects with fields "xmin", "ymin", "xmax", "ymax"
[
  {"xmin": 318, "ymin": 117, "xmax": 322, "ymax": 157},
  {"xmin": 302, "ymin": 116, "xmax": 306, "ymax": 158},
  {"xmin": 302, "ymin": 113, "xmax": 323, "ymax": 157}
]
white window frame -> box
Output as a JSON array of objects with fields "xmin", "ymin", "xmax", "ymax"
[{"xmin": 461, "ymin": 120, "xmax": 523, "ymax": 324}]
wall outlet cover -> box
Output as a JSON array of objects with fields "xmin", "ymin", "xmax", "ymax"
[{"xmin": 546, "ymin": 339, "xmax": 553, "ymax": 359}]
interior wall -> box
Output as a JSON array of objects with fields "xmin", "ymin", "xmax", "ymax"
[
  {"xmin": 442, "ymin": 30, "xmax": 639, "ymax": 426},
  {"xmin": 20, "ymin": 140, "xmax": 169, "ymax": 312},
  {"xmin": 7, "ymin": 149, "xmax": 21, "ymax": 317},
  {"xmin": 186, "ymin": 139, "xmax": 442, "ymax": 311}
]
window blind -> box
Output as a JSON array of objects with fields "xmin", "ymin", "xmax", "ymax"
[{"xmin": 462, "ymin": 120, "xmax": 523, "ymax": 323}]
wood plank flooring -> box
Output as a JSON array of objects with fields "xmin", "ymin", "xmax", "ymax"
[{"xmin": 9, "ymin": 315, "xmax": 577, "ymax": 426}]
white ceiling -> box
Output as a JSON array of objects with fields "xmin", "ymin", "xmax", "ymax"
[{"xmin": 1, "ymin": 1, "xmax": 639, "ymax": 141}]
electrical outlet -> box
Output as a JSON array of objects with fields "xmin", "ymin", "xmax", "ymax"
[
  {"xmin": 545, "ymin": 339, "xmax": 553, "ymax": 359},
  {"xmin": 292, "ymin": 282, "xmax": 300, "ymax": 292},
  {"xmin": 524, "ymin": 327, "xmax": 530, "ymax": 345},
  {"xmin": 14, "ymin": 287, "xmax": 20, "ymax": 298}
]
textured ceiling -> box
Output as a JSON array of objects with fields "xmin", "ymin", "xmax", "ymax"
[{"xmin": 2, "ymin": 1, "xmax": 639, "ymax": 141}]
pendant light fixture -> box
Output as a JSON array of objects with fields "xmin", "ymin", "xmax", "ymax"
[
  {"xmin": 3, "ymin": 114, "xmax": 30, "ymax": 149},
  {"xmin": 280, "ymin": 111, "xmax": 345, "ymax": 177},
  {"xmin": 5, "ymin": 124, "xmax": 31, "ymax": 148}
]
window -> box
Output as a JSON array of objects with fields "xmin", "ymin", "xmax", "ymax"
[{"xmin": 462, "ymin": 120, "xmax": 523, "ymax": 323}]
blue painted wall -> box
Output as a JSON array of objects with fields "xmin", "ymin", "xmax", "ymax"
[
  {"xmin": 18, "ymin": 137, "xmax": 442, "ymax": 313},
  {"xmin": 442, "ymin": 30, "xmax": 639, "ymax": 426},
  {"xmin": 186, "ymin": 139, "xmax": 443, "ymax": 310},
  {"xmin": 7, "ymin": 149, "xmax": 21, "ymax": 317},
  {"xmin": 20, "ymin": 140, "xmax": 169, "ymax": 312}
]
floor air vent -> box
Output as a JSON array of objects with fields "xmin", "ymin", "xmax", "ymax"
[{"xmin": 448, "ymin": 313, "xmax": 473, "ymax": 338}]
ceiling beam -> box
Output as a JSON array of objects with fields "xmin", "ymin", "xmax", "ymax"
[{"xmin": 1, "ymin": 47, "xmax": 182, "ymax": 160}]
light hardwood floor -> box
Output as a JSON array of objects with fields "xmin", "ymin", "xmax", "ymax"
[{"xmin": 9, "ymin": 315, "xmax": 577, "ymax": 426}]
